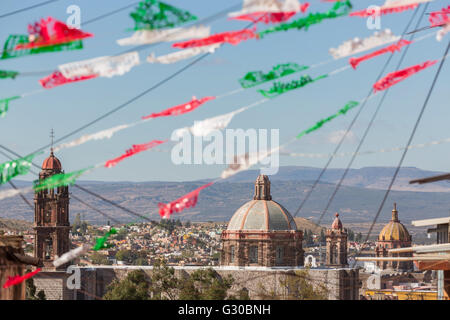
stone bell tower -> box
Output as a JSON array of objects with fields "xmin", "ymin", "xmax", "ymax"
[
  {"xmin": 326, "ymin": 213, "xmax": 348, "ymax": 267},
  {"xmin": 34, "ymin": 130, "xmax": 70, "ymax": 270}
]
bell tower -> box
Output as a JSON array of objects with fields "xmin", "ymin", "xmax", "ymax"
[
  {"xmin": 34, "ymin": 130, "xmax": 71, "ymax": 270},
  {"xmin": 326, "ymin": 213, "xmax": 348, "ymax": 267}
]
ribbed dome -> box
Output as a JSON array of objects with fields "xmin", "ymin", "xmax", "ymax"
[
  {"xmin": 378, "ymin": 203, "xmax": 411, "ymax": 241},
  {"xmin": 226, "ymin": 175, "xmax": 297, "ymax": 231},
  {"xmin": 42, "ymin": 151, "xmax": 62, "ymax": 171},
  {"xmin": 227, "ymin": 199, "xmax": 297, "ymax": 231}
]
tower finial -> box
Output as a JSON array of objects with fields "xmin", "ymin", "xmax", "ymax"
[
  {"xmin": 50, "ymin": 128, "xmax": 55, "ymax": 155},
  {"xmin": 392, "ymin": 202, "xmax": 399, "ymax": 222}
]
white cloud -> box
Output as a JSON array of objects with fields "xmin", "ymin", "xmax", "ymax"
[{"xmin": 327, "ymin": 130, "xmax": 358, "ymax": 144}]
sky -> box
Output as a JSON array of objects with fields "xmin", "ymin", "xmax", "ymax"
[{"xmin": 1, "ymin": 0, "xmax": 449, "ymax": 183}]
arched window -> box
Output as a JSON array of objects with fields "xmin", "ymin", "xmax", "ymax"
[
  {"xmin": 45, "ymin": 237, "xmax": 53, "ymax": 260},
  {"xmin": 230, "ymin": 245, "xmax": 235, "ymax": 263},
  {"xmin": 249, "ymin": 246, "xmax": 258, "ymax": 263}
]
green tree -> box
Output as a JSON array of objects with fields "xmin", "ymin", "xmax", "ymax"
[
  {"xmin": 80, "ymin": 221, "xmax": 88, "ymax": 235},
  {"xmin": 348, "ymin": 229, "xmax": 355, "ymax": 241},
  {"xmin": 149, "ymin": 259, "xmax": 179, "ymax": 300},
  {"xmin": 26, "ymin": 275, "xmax": 46, "ymax": 300},
  {"xmin": 181, "ymin": 268, "xmax": 234, "ymax": 300},
  {"xmin": 104, "ymin": 269, "xmax": 149, "ymax": 300},
  {"xmin": 134, "ymin": 257, "xmax": 149, "ymax": 266},
  {"xmin": 115, "ymin": 249, "xmax": 137, "ymax": 264},
  {"xmin": 279, "ymin": 269, "xmax": 328, "ymax": 300},
  {"xmin": 319, "ymin": 229, "xmax": 326, "ymax": 245},
  {"xmin": 72, "ymin": 213, "xmax": 81, "ymax": 235},
  {"xmin": 114, "ymin": 228, "xmax": 128, "ymax": 241},
  {"xmin": 90, "ymin": 252, "xmax": 111, "ymax": 265},
  {"xmin": 355, "ymin": 232, "xmax": 362, "ymax": 243}
]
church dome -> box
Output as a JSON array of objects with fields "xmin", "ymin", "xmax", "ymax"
[
  {"xmin": 42, "ymin": 151, "xmax": 62, "ymax": 171},
  {"xmin": 378, "ymin": 203, "xmax": 411, "ymax": 241},
  {"xmin": 226, "ymin": 175, "xmax": 297, "ymax": 231}
]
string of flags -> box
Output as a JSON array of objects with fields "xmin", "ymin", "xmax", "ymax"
[
  {"xmin": 118, "ymin": 25, "xmax": 211, "ymax": 46},
  {"xmin": 105, "ymin": 140, "xmax": 167, "ymax": 168},
  {"xmin": 0, "ymin": 70, "xmax": 19, "ymax": 79},
  {"xmin": 258, "ymin": 74, "xmax": 328, "ymax": 98},
  {"xmin": 349, "ymin": 0, "xmax": 432, "ymax": 18},
  {"xmin": 2, "ymin": 268, "xmax": 41, "ymax": 289},
  {"xmin": 349, "ymin": 39, "xmax": 412, "ymax": 69},
  {"xmin": 429, "ymin": 6, "xmax": 450, "ymax": 41},
  {"xmin": 228, "ymin": 0, "xmax": 310, "ymax": 24},
  {"xmin": 93, "ymin": 228, "xmax": 118, "ymax": 251},
  {"xmin": 0, "ymin": 152, "xmax": 41, "ymax": 185},
  {"xmin": 258, "ymin": 0, "xmax": 352, "ymax": 38},
  {"xmin": 0, "ymin": 17, "xmax": 92, "ymax": 60},
  {"xmin": 329, "ymin": 29, "xmax": 400, "ymax": 59},
  {"xmin": 0, "ymin": 49, "xmax": 447, "ymax": 203},
  {"xmin": 172, "ymin": 28, "xmax": 258, "ymax": 49},
  {"xmin": 129, "ymin": 0, "xmax": 197, "ymax": 31},
  {"xmin": 158, "ymin": 182, "xmax": 215, "ymax": 218},
  {"xmin": 373, "ymin": 60, "xmax": 437, "ymax": 92},
  {"xmin": 296, "ymin": 101, "xmax": 359, "ymax": 138},
  {"xmin": 1, "ymin": 48, "xmax": 437, "ymax": 198},
  {"xmin": 0, "ymin": 96, "xmax": 20, "ymax": 117},
  {"xmin": 239, "ymin": 62, "xmax": 309, "ymax": 88},
  {"xmin": 53, "ymin": 244, "xmax": 90, "ymax": 268},
  {"xmin": 2, "ymin": 0, "xmax": 450, "ymax": 290}
]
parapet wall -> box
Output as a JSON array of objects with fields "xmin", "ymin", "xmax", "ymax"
[{"xmin": 71, "ymin": 266, "xmax": 359, "ymax": 300}]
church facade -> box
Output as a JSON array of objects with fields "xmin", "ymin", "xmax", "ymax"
[
  {"xmin": 34, "ymin": 150, "xmax": 71, "ymax": 271},
  {"xmin": 375, "ymin": 203, "xmax": 413, "ymax": 271},
  {"xmin": 220, "ymin": 175, "xmax": 304, "ymax": 267}
]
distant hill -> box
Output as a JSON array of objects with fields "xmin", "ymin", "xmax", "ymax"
[
  {"xmin": 0, "ymin": 217, "xmax": 32, "ymax": 232},
  {"xmin": 1, "ymin": 166, "xmax": 449, "ymax": 238},
  {"xmin": 294, "ymin": 217, "xmax": 324, "ymax": 234},
  {"xmin": 224, "ymin": 166, "xmax": 450, "ymax": 192}
]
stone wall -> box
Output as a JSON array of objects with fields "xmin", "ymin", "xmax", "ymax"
[
  {"xmin": 34, "ymin": 271, "xmax": 73, "ymax": 300},
  {"xmin": 70, "ymin": 266, "xmax": 359, "ymax": 300}
]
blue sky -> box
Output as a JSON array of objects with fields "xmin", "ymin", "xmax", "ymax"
[{"xmin": 1, "ymin": 0, "xmax": 449, "ymax": 182}]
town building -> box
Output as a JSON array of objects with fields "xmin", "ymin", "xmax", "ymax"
[
  {"xmin": 375, "ymin": 203, "xmax": 413, "ymax": 271},
  {"xmin": 220, "ymin": 174, "xmax": 304, "ymax": 267},
  {"xmin": 325, "ymin": 213, "xmax": 348, "ymax": 267},
  {"xmin": 33, "ymin": 149, "xmax": 73, "ymax": 299},
  {"xmin": 34, "ymin": 149, "xmax": 71, "ymax": 271}
]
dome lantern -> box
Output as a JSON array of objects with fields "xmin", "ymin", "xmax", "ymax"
[{"xmin": 253, "ymin": 174, "xmax": 272, "ymax": 201}]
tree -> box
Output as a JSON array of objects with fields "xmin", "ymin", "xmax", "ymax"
[
  {"xmin": 115, "ymin": 249, "xmax": 137, "ymax": 264},
  {"xmin": 134, "ymin": 257, "xmax": 149, "ymax": 266},
  {"xmin": 355, "ymin": 232, "xmax": 362, "ymax": 243},
  {"xmin": 348, "ymin": 229, "xmax": 355, "ymax": 241},
  {"xmin": 26, "ymin": 274, "xmax": 46, "ymax": 300},
  {"xmin": 319, "ymin": 229, "xmax": 326, "ymax": 245},
  {"xmin": 149, "ymin": 259, "xmax": 179, "ymax": 300},
  {"xmin": 72, "ymin": 213, "xmax": 81, "ymax": 235},
  {"xmin": 114, "ymin": 228, "xmax": 128, "ymax": 241},
  {"xmin": 279, "ymin": 269, "xmax": 328, "ymax": 300},
  {"xmin": 104, "ymin": 269, "xmax": 150, "ymax": 300},
  {"xmin": 184, "ymin": 220, "xmax": 191, "ymax": 228},
  {"xmin": 181, "ymin": 268, "xmax": 234, "ymax": 300},
  {"xmin": 90, "ymin": 252, "xmax": 111, "ymax": 265}
]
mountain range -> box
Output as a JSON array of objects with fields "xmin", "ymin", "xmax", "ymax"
[{"xmin": 1, "ymin": 166, "xmax": 449, "ymax": 238}]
